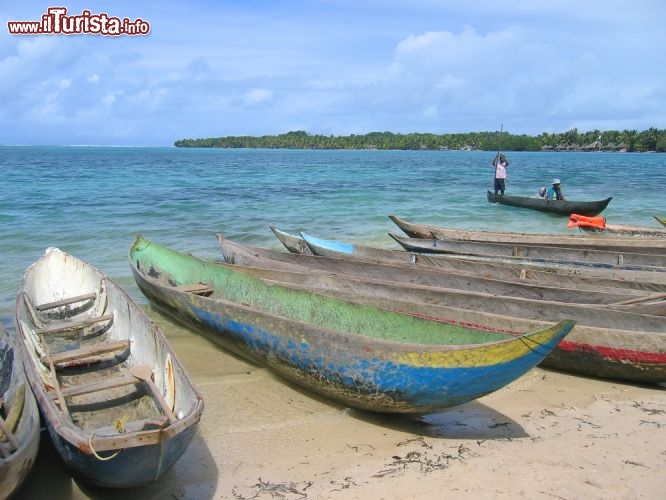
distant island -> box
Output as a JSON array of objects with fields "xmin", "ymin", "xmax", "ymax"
[{"xmin": 174, "ymin": 128, "xmax": 666, "ymax": 152}]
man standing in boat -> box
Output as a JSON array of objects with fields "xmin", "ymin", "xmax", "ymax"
[{"xmin": 492, "ymin": 153, "xmax": 509, "ymax": 196}]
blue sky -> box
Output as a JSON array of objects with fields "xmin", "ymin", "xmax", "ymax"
[{"xmin": 1, "ymin": 1, "xmax": 664, "ymax": 146}]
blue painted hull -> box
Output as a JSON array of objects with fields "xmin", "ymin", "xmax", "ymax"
[
  {"xmin": 131, "ymin": 238, "xmax": 574, "ymax": 413},
  {"xmin": 45, "ymin": 418, "xmax": 198, "ymax": 488}
]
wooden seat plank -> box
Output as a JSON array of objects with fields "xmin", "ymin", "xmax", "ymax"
[
  {"xmin": 37, "ymin": 313, "xmax": 114, "ymax": 336},
  {"xmin": 43, "ymin": 339, "xmax": 130, "ymax": 365},
  {"xmin": 175, "ymin": 283, "xmax": 214, "ymax": 296},
  {"xmin": 35, "ymin": 292, "xmax": 97, "ymax": 312},
  {"xmin": 51, "ymin": 373, "xmax": 139, "ymax": 400}
]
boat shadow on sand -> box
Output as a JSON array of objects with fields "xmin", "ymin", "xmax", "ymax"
[
  {"xmin": 352, "ymin": 401, "xmax": 529, "ymax": 440},
  {"xmin": 155, "ymin": 303, "xmax": 530, "ymax": 442}
]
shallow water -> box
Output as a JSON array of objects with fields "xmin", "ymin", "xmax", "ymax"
[{"xmin": 2, "ymin": 146, "xmax": 664, "ymax": 320}]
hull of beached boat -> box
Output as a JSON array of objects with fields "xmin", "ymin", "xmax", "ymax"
[
  {"xmin": 266, "ymin": 230, "xmax": 665, "ymax": 290},
  {"xmin": 388, "ymin": 233, "xmax": 666, "ymax": 269},
  {"xmin": 297, "ymin": 231, "xmax": 666, "ymax": 286},
  {"xmin": 130, "ymin": 237, "xmax": 573, "ymax": 414},
  {"xmin": 0, "ymin": 325, "xmax": 40, "ymax": 499},
  {"xmin": 15, "ymin": 248, "xmax": 203, "ymax": 488},
  {"xmin": 217, "ymin": 237, "xmax": 666, "ymax": 384},
  {"xmin": 487, "ymin": 191, "xmax": 612, "ymax": 216},
  {"xmin": 389, "ymin": 215, "xmax": 666, "ymax": 253}
]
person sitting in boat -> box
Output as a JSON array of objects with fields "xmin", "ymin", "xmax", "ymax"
[
  {"xmin": 492, "ymin": 153, "xmax": 509, "ymax": 195},
  {"xmin": 546, "ymin": 179, "xmax": 566, "ymax": 200},
  {"xmin": 535, "ymin": 186, "xmax": 547, "ymax": 198}
]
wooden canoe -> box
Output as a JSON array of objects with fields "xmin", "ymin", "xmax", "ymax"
[
  {"xmin": 15, "ymin": 248, "xmax": 204, "ymax": 488},
  {"xmin": 270, "ymin": 226, "xmax": 314, "ymax": 254},
  {"xmin": 576, "ymin": 224, "xmax": 666, "ymax": 238},
  {"xmin": 299, "ymin": 231, "xmax": 666, "ymax": 286},
  {"xmin": 213, "ymin": 242, "xmax": 666, "ymax": 383},
  {"xmin": 388, "ymin": 233, "xmax": 666, "ymax": 269},
  {"xmin": 389, "ymin": 215, "xmax": 666, "ymax": 252},
  {"xmin": 0, "ymin": 324, "xmax": 40, "ymax": 499},
  {"xmin": 236, "ymin": 232, "xmax": 666, "ymax": 293},
  {"xmin": 219, "ymin": 235, "xmax": 660, "ymax": 307},
  {"xmin": 130, "ymin": 236, "xmax": 574, "ymax": 414},
  {"xmin": 487, "ymin": 191, "xmax": 612, "ymax": 216},
  {"xmin": 220, "ymin": 234, "xmax": 666, "ymax": 322},
  {"xmin": 654, "ymin": 216, "xmax": 666, "ymax": 227}
]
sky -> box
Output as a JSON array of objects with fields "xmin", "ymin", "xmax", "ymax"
[{"xmin": 1, "ymin": 1, "xmax": 665, "ymax": 146}]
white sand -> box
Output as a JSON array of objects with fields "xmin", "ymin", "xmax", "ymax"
[{"xmin": 13, "ymin": 312, "xmax": 666, "ymax": 499}]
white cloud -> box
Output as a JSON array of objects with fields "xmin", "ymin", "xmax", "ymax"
[
  {"xmin": 242, "ymin": 88, "xmax": 273, "ymax": 106},
  {"xmin": 0, "ymin": 0, "xmax": 664, "ymax": 144}
]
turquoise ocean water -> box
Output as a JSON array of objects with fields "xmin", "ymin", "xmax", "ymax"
[{"xmin": 1, "ymin": 146, "xmax": 664, "ymax": 320}]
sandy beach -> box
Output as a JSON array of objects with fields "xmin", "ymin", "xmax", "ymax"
[{"xmin": 12, "ymin": 306, "xmax": 666, "ymax": 500}]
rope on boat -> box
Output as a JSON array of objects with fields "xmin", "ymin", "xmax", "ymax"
[{"xmin": 89, "ymin": 432, "xmax": 121, "ymax": 461}]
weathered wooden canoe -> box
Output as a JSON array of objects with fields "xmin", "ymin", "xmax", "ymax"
[
  {"xmin": 270, "ymin": 226, "xmax": 314, "ymax": 254},
  {"xmin": 388, "ymin": 233, "xmax": 666, "ymax": 269},
  {"xmin": 236, "ymin": 232, "xmax": 666, "ymax": 292},
  {"xmin": 656, "ymin": 216, "xmax": 666, "ymax": 227},
  {"xmin": 130, "ymin": 236, "xmax": 574, "ymax": 414},
  {"xmin": 299, "ymin": 231, "xmax": 666, "ymax": 286},
  {"xmin": 219, "ymin": 235, "xmax": 659, "ymax": 307},
  {"xmin": 15, "ymin": 248, "xmax": 204, "ymax": 488},
  {"xmin": 220, "ymin": 234, "xmax": 666, "ymax": 320},
  {"xmin": 389, "ymin": 215, "xmax": 666, "ymax": 253},
  {"xmin": 487, "ymin": 191, "xmax": 612, "ymax": 216},
  {"xmin": 214, "ymin": 243, "xmax": 666, "ymax": 383},
  {"xmin": 0, "ymin": 324, "xmax": 40, "ymax": 499},
  {"xmin": 577, "ymin": 223, "xmax": 666, "ymax": 238}
]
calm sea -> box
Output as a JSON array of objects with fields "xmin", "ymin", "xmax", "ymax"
[{"xmin": 1, "ymin": 146, "xmax": 664, "ymax": 319}]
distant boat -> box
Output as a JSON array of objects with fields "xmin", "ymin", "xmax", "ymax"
[
  {"xmin": 0, "ymin": 324, "xmax": 40, "ymax": 499},
  {"xmin": 15, "ymin": 248, "xmax": 204, "ymax": 488},
  {"xmin": 655, "ymin": 216, "xmax": 666, "ymax": 227},
  {"xmin": 130, "ymin": 236, "xmax": 573, "ymax": 414},
  {"xmin": 487, "ymin": 191, "xmax": 612, "ymax": 216}
]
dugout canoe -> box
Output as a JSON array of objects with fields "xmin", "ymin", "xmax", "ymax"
[
  {"xmin": 389, "ymin": 215, "xmax": 666, "ymax": 253},
  {"xmin": 299, "ymin": 231, "xmax": 666, "ymax": 286},
  {"xmin": 487, "ymin": 191, "xmax": 612, "ymax": 216},
  {"xmin": 654, "ymin": 216, "xmax": 666, "ymax": 227},
  {"xmin": 0, "ymin": 324, "xmax": 40, "ymax": 499},
  {"xmin": 15, "ymin": 248, "xmax": 204, "ymax": 488},
  {"xmin": 218, "ymin": 234, "xmax": 660, "ymax": 307},
  {"xmin": 220, "ymin": 234, "xmax": 666, "ymax": 320},
  {"xmin": 235, "ymin": 232, "xmax": 666, "ymax": 293},
  {"xmin": 567, "ymin": 214, "xmax": 666, "ymax": 238},
  {"xmin": 213, "ymin": 245, "xmax": 666, "ymax": 383},
  {"xmin": 130, "ymin": 236, "xmax": 573, "ymax": 414},
  {"xmin": 388, "ymin": 233, "xmax": 666, "ymax": 269},
  {"xmin": 270, "ymin": 226, "xmax": 314, "ymax": 254}
]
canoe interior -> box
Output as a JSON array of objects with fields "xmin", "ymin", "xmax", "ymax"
[{"xmin": 15, "ymin": 248, "xmax": 203, "ymax": 487}]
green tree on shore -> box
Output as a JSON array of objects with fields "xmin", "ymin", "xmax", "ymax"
[{"xmin": 174, "ymin": 128, "xmax": 666, "ymax": 152}]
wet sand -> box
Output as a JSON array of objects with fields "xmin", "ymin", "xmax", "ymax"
[{"xmin": 12, "ymin": 306, "xmax": 666, "ymax": 499}]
